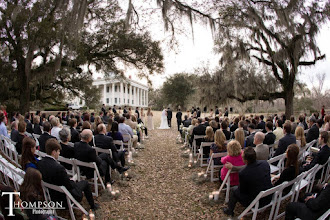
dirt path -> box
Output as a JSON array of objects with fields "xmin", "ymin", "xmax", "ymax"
[{"xmin": 94, "ymin": 114, "xmax": 233, "ymax": 219}]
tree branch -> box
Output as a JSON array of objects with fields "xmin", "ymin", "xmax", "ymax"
[{"xmin": 299, "ymin": 55, "xmax": 326, "ymax": 66}]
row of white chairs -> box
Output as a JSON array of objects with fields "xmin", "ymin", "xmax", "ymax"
[{"xmin": 0, "ymin": 134, "xmax": 20, "ymax": 168}]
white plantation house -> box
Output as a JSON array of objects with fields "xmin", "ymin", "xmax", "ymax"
[{"xmin": 93, "ymin": 76, "xmax": 149, "ymax": 107}]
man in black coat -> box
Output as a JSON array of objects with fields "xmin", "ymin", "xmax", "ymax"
[
  {"xmin": 274, "ymin": 122, "xmax": 296, "ymax": 157},
  {"xmin": 221, "ymin": 121, "xmax": 231, "ymax": 140},
  {"xmin": 24, "ymin": 112, "xmax": 33, "ymax": 134},
  {"xmin": 191, "ymin": 118, "xmax": 206, "ymax": 147},
  {"xmin": 245, "ymin": 124, "xmax": 257, "ymax": 148},
  {"xmin": 94, "ymin": 124, "xmax": 128, "ymax": 168},
  {"xmin": 10, "ymin": 121, "xmax": 20, "ymax": 143},
  {"xmin": 37, "ymin": 139, "xmax": 98, "ymax": 210},
  {"xmin": 263, "ymin": 121, "xmax": 276, "ymax": 145},
  {"xmin": 183, "ymin": 115, "xmax": 191, "ymax": 127},
  {"xmin": 38, "ymin": 121, "xmax": 56, "ymax": 152},
  {"xmin": 257, "ymin": 115, "xmax": 266, "ymax": 132},
  {"xmin": 176, "ymin": 109, "xmax": 182, "ymax": 132},
  {"xmin": 196, "ymin": 107, "xmax": 201, "ymax": 118},
  {"xmin": 74, "ymin": 129, "xmax": 119, "ymax": 184},
  {"xmin": 223, "ymin": 147, "xmax": 272, "ymax": 216},
  {"xmin": 303, "ymin": 131, "xmax": 330, "ymax": 172},
  {"xmin": 135, "ymin": 107, "xmax": 140, "ymax": 119},
  {"xmin": 69, "ymin": 118, "xmax": 80, "ymax": 143},
  {"xmin": 306, "ymin": 116, "xmax": 319, "ymax": 143},
  {"xmin": 230, "ymin": 117, "xmax": 239, "ymax": 132},
  {"xmin": 285, "ymin": 183, "xmax": 330, "ymax": 220},
  {"xmin": 167, "ymin": 107, "xmax": 172, "ymax": 127}
]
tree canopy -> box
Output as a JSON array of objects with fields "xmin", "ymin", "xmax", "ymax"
[{"xmin": 0, "ymin": 0, "xmax": 164, "ymax": 113}]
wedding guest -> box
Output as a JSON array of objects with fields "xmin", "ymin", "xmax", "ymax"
[
  {"xmin": 235, "ymin": 128, "xmax": 245, "ymax": 149},
  {"xmin": 210, "ymin": 129, "xmax": 227, "ymax": 165},
  {"xmin": 21, "ymin": 137, "xmax": 39, "ymax": 170},
  {"xmin": 221, "ymin": 140, "xmax": 245, "ymax": 185},
  {"xmin": 0, "ymin": 113, "xmax": 9, "ymax": 138},
  {"xmin": 16, "ymin": 121, "xmax": 27, "ymax": 154},
  {"xmin": 10, "ymin": 121, "xmax": 19, "ymax": 143},
  {"xmin": 146, "ymin": 107, "xmax": 154, "ymax": 130},
  {"xmin": 33, "ymin": 116, "xmax": 42, "ymax": 135},
  {"xmin": 295, "ymin": 126, "xmax": 306, "ymax": 148}
]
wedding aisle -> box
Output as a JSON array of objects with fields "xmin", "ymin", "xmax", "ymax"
[{"xmin": 95, "ymin": 111, "xmax": 229, "ymax": 219}]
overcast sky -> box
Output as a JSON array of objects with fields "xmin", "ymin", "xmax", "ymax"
[{"xmin": 94, "ymin": 3, "xmax": 330, "ymax": 92}]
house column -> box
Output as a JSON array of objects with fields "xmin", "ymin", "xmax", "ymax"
[
  {"xmin": 129, "ymin": 84, "xmax": 132, "ymax": 106},
  {"xmin": 103, "ymin": 84, "xmax": 107, "ymax": 104},
  {"xmin": 120, "ymin": 82, "xmax": 124, "ymax": 105},
  {"xmin": 125, "ymin": 83, "xmax": 128, "ymax": 105},
  {"xmin": 134, "ymin": 86, "xmax": 137, "ymax": 107},
  {"xmin": 146, "ymin": 90, "xmax": 148, "ymax": 107},
  {"xmin": 111, "ymin": 83, "xmax": 115, "ymax": 105}
]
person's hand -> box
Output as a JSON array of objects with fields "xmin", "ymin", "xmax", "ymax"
[
  {"xmin": 225, "ymin": 162, "xmax": 233, "ymax": 169},
  {"xmin": 305, "ymin": 195, "xmax": 316, "ymax": 202}
]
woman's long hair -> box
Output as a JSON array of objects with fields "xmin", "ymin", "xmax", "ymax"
[
  {"xmin": 111, "ymin": 121, "xmax": 119, "ymax": 138},
  {"xmin": 295, "ymin": 126, "xmax": 306, "ymax": 147},
  {"xmin": 20, "ymin": 168, "xmax": 44, "ymax": 202},
  {"xmin": 214, "ymin": 129, "xmax": 226, "ymax": 151},
  {"xmin": 204, "ymin": 126, "xmax": 214, "ymax": 141},
  {"xmin": 235, "ymin": 128, "xmax": 245, "ymax": 149},
  {"xmin": 21, "ymin": 137, "xmax": 37, "ymax": 169},
  {"xmin": 285, "ymin": 144, "xmax": 299, "ymax": 177}
]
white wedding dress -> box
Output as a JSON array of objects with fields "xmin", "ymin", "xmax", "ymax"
[{"xmin": 159, "ymin": 109, "xmax": 170, "ymax": 129}]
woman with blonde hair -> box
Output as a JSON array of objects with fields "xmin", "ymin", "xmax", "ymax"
[
  {"xmin": 324, "ymin": 114, "xmax": 330, "ymax": 131},
  {"xmin": 235, "ymin": 128, "xmax": 245, "ymax": 149},
  {"xmin": 146, "ymin": 107, "xmax": 154, "ymax": 130},
  {"xmin": 295, "ymin": 126, "xmax": 306, "ymax": 148},
  {"xmin": 210, "ymin": 129, "xmax": 227, "ymax": 165},
  {"xmin": 202, "ymin": 126, "xmax": 215, "ymax": 158},
  {"xmin": 220, "ymin": 140, "xmax": 245, "ymax": 185}
]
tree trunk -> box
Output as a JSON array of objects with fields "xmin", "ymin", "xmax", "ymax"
[
  {"xmin": 18, "ymin": 68, "xmax": 30, "ymax": 114},
  {"xmin": 284, "ymin": 87, "xmax": 294, "ymax": 117}
]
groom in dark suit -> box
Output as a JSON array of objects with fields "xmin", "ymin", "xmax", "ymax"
[
  {"xmin": 176, "ymin": 109, "xmax": 182, "ymax": 131},
  {"xmin": 167, "ymin": 107, "xmax": 172, "ymax": 127}
]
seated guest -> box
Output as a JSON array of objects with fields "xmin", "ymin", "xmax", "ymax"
[
  {"xmin": 33, "ymin": 116, "xmax": 42, "ymax": 135},
  {"xmin": 95, "ymin": 124, "xmax": 128, "ymax": 168},
  {"xmin": 210, "ymin": 130, "xmax": 227, "ymax": 165},
  {"xmin": 10, "ymin": 121, "xmax": 19, "ymax": 143},
  {"xmin": 108, "ymin": 121, "xmax": 124, "ymax": 143},
  {"xmin": 290, "ymin": 116, "xmax": 297, "ymax": 134},
  {"xmin": 50, "ymin": 117, "xmax": 61, "ymax": 140},
  {"xmin": 74, "ymin": 129, "xmax": 124, "ymax": 184},
  {"xmin": 273, "ymin": 119, "xmax": 284, "ymax": 141},
  {"xmin": 230, "ymin": 117, "xmax": 239, "ymax": 132},
  {"xmin": 223, "ymin": 147, "xmax": 272, "ymax": 216},
  {"xmin": 257, "ymin": 115, "xmax": 266, "ymax": 132},
  {"xmin": 297, "ymin": 115, "xmax": 305, "ymax": 129},
  {"xmin": 245, "ymin": 124, "xmax": 257, "ymax": 148},
  {"xmin": 15, "ymin": 121, "xmax": 27, "ymax": 154},
  {"xmin": 81, "ymin": 121, "xmax": 91, "ymax": 131},
  {"xmin": 302, "ymin": 131, "xmax": 330, "ymax": 172},
  {"xmin": 92, "ymin": 116, "xmax": 103, "ymax": 135},
  {"xmin": 274, "ymin": 122, "xmax": 296, "ymax": 157},
  {"xmin": 285, "ymin": 183, "xmax": 330, "ymax": 220},
  {"xmin": 20, "ymin": 168, "xmax": 58, "ymax": 219},
  {"xmin": 221, "ymin": 140, "xmax": 245, "ymax": 186},
  {"xmin": 21, "ymin": 137, "xmax": 39, "ymax": 170},
  {"xmin": 187, "ymin": 119, "xmax": 198, "ymax": 136},
  {"xmin": 183, "ymin": 115, "xmax": 191, "ymax": 127},
  {"xmin": 24, "ymin": 112, "xmax": 33, "ymax": 134},
  {"xmin": 0, "ymin": 113, "xmax": 9, "ymax": 138},
  {"xmin": 306, "ymin": 116, "xmax": 319, "ymax": 143},
  {"xmin": 254, "ymin": 132, "xmax": 269, "ymax": 160},
  {"xmin": 201, "ymin": 126, "xmax": 214, "ymax": 157},
  {"xmin": 191, "ymin": 118, "xmax": 207, "ymax": 147},
  {"xmin": 38, "ymin": 121, "xmax": 56, "ymax": 152},
  {"xmin": 263, "ymin": 121, "xmax": 276, "ymax": 145},
  {"xmin": 235, "ymin": 128, "xmax": 245, "ymax": 149},
  {"xmin": 118, "ymin": 116, "xmax": 138, "ymax": 149},
  {"xmin": 221, "ymin": 121, "xmax": 231, "ymax": 140},
  {"xmin": 209, "ymin": 120, "xmax": 219, "ymax": 133},
  {"xmin": 37, "ymin": 139, "xmax": 98, "ymax": 210},
  {"xmin": 59, "ymin": 128, "xmax": 74, "ymax": 170},
  {"xmin": 69, "ymin": 118, "xmax": 80, "ymax": 143},
  {"xmin": 272, "ymin": 144, "xmax": 299, "ymax": 192},
  {"xmin": 295, "ymin": 126, "xmax": 306, "ymax": 148},
  {"xmin": 323, "ymin": 115, "xmax": 329, "ymax": 131}
]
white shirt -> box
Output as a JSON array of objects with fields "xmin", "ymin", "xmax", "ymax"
[{"xmin": 51, "ymin": 126, "xmax": 62, "ymax": 140}]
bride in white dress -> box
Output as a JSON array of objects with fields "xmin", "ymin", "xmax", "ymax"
[{"xmin": 159, "ymin": 109, "xmax": 170, "ymax": 129}]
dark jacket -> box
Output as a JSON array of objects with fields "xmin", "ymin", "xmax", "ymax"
[
  {"xmin": 222, "ymin": 129, "xmax": 231, "ymax": 140},
  {"xmin": 274, "ymin": 133, "xmax": 296, "ymax": 157},
  {"xmin": 15, "ymin": 133, "xmax": 26, "ymax": 154},
  {"xmin": 176, "ymin": 111, "xmax": 182, "ymax": 122},
  {"xmin": 94, "ymin": 134, "xmax": 119, "ymax": 162},
  {"xmin": 38, "ymin": 132, "xmax": 56, "ymax": 152},
  {"xmin": 304, "ymin": 145, "xmax": 330, "ymax": 171},
  {"xmin": 70, "ymin": 127, "xmax": 80, "ymax": 143},
  {"xmin": 230, "ymin": 123, "xmax": 238, "ymax": 132},
  {"xmin": 33, "ymin": 124, "xmax": 42, "ymax": 135},
  {"xmin": 257, "ymin": 121, "xmax": 266, "ymax": 132},
  {"xmin": 10, "ymin": 129, "xmax": 20, "ymax": 143},
  {"xmin": 74, "ymin": 141, "xmax": 102, "ymax": 179},
  {"xmin": 25, "ymin": 119, "xmax": 33, "ymax": 134},
  {"xmin": 245, "ymin": 131, "xmax": 256, "ymax": 148},
  {"xmin": 191, "ymin": 124, "xmax": 206, "ymax": 147},
  {"xmin": 167, "ymin": 109, "xmax": 172, "ymax": 119},
  {"xmin": 304, "ymin": 184, "xmax": 330, "ymax": 218},
  {"xmin": 60, "ymin": 142, "xmax": 75, "ymax": 170},
  {"xmin": 264, "ymin": 132, "xmax": 276, "ymax": 145},
  {"xmin": 234, "ymin": 160, "xmax": 272, "ymax": 207},
  {"xmin": 306, "ymin": 124, "xmax": 319, "ymax": 143}
]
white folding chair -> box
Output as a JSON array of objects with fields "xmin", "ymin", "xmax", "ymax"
[
  {"xmin": 73, "ymin": 159, "xmax": 105, "ymax": 197},
  {"xmin": 113, "ymin": 140, "xmax": 124, "ymax": 152},
  {"xmin": 1, "ymin": 135, "xmax": 20, "ymax": 168},
  {"xmin": 273, "ymin": 172, "xmax": 305, "ymax": 220},
  {"xmin": 35, "ymin": 150, "xmax": 47, "ymax": 159},
  {"xmin": 237, "ymin": 182, "xmax": 288, "ymax": 220},
  {"xmin": 293, "ymin": 165, "xmax": 320, "ymax": 202},
  {"xmin": 302, "ymin": 139, "xmax": 318, "ymax": 160},
  {"xmin": 205, "ymin": 152, "xmax": 227, "ymax": 182},
  {"xmin": 32, "ymin": 133, "xmax": 41, "ymax": 147},
  {"xmin": 197, "ymin": 142, "xmax": 214, "ymax": 167},
  {"xmin": 58, "ymin": 156, "xmax": 76, "ymax": 177},
  {"xmin": 192, "ymin": 135, "xmax": 204, "ymax": 156},
  {"xmin": 122, "ymin": 134, "xmax": 132, "ymax": 152},
  {"xmin": 0, "ymin": 155, "xmax": 25, "ymax": 191},
  {"xmin": 267, "ymin": 153, "xmax": 285, "ymax": 174},
  {"xmin": 42, "ymin": 181, "xmax": 88, "ymax": 220},
  {"xmin": 317, "ymin": 209, "xmax": 330, "ymax": 220},
  {"xmin": 217, "ymin": 169, "xmax": 238, "ymax": 203},
  {"xmin": 268, "ymin": 143, "xmax": 275, "ymax": 158}
]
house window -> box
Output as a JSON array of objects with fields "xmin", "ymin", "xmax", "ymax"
[
  {"xmin": 106, "ymin": 86, "xmax": 109, "ymax": 93},
  {"xmin": 115, "ymin": 85, "xmax": 117, "ymax": 92},
  {"xmin": 128, "ymin": 99, "xmax": 129, "ymax": 104},
  {"xmin": 106, "ymin": 98, "xmax": 109, "ymax": 104},
  {"xmin": 124, "ymin": 99, "xmax": 125, "ymax": 103},
  {"xmin": 132, "ymin": 100, "xmax": 134, "ymax": 104},
  {"xmin": 115, "ymin": 98, "xmax": 117, "ymax": 104}
]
